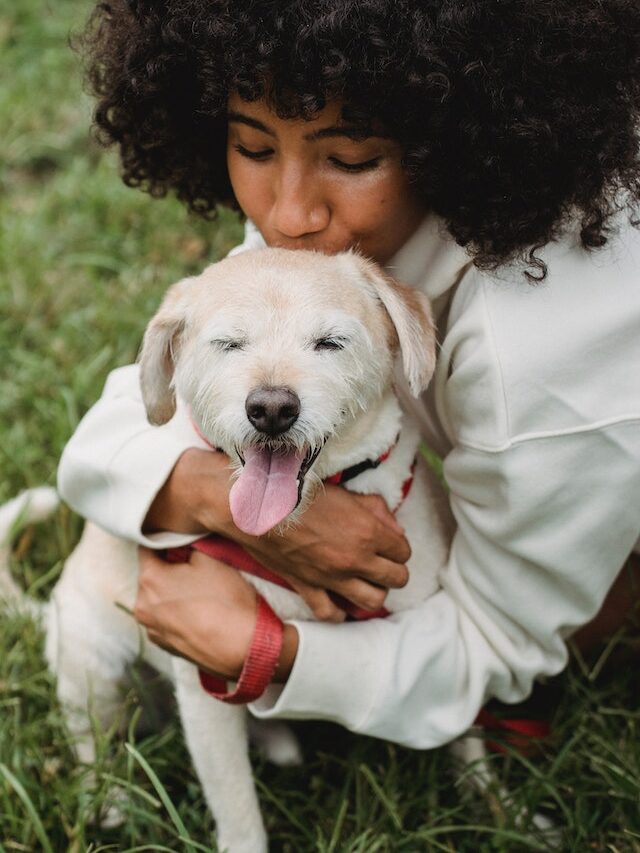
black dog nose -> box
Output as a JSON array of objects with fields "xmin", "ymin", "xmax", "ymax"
[{"xmin": 245, "ymin": 387, "xmax": 300, "ymax": 435}]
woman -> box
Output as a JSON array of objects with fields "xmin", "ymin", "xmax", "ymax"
[{"xmin": 58, "ymin": 0, "xmax": 640, "ymax": 747}]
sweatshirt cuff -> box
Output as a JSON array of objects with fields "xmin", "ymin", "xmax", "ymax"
[
  {"xmin": 249, "ymin": 616, "xmax": 391, "ymax": 731},
  {"xmin": 106, "ymin": 426, "xmax": 205, "ymax": 548}
]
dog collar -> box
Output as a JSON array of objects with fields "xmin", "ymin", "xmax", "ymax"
[{"xmin": 324, "ymin": 435, "xmax": 399, "ymax": 487}]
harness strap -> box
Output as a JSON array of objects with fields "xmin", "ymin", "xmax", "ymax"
[{"xmin": 324, "ymin": 436, "xmax": 399, "ymax": 486}]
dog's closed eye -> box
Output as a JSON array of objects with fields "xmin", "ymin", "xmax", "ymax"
[
  {"xmin": 313, "ymin": 336, "xmax": 347, "ymax": 351},
  {"xmin": 210, "ymin": 338, "xmax": 246, "ymax": 352}
]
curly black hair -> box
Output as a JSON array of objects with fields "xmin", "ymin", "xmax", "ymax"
[{"xmin": 81, "ymin": 0, "xmax": 640, "ymax": 277}]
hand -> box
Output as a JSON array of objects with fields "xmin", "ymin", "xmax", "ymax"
[
  {"xmin": 239, "ymin": 485, "xmax": 411, "ymax": 621},
  {"xmin": 144, "ymin": 447, "xmax": 411, "ymax": 621},
  {"xmin": 134, "ymin": 547, "xmax": 299, "ymax": 680}
]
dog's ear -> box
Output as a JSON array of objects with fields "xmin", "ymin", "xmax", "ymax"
[
  {"xmin": 352, "ymin": 255, "xmax": 437, "ymax": 396},
  {"xmin": 138, "ymin": 277, "xmax": 194, "ymax": 425}
]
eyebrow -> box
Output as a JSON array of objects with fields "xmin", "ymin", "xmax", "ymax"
[{"xmin": 227, "ymin": 110, "xmax": 386, "ymax": 141}]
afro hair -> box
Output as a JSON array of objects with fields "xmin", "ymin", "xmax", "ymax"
[{"xmin": 81, "ymin": 0, "xmax": 640, "ymax": 277}]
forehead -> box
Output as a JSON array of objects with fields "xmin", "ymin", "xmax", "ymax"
[{"xmin": 194, "ymin": 250, "xmax": 377, "ymax": 325}]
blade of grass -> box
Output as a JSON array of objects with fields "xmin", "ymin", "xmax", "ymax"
[
  {"xmin": 124, "ymin": 743, "xmax": 198, "ymax": 852},
  {"xmin": 358, "ymin": 763, "xmax": 402, "ymax": 831},
  {"xmin": 0, "ymin": 763, "xmax": 54, "ymax": 853},
  {"xmin": 254, "ymin": 776, "xmax": 316, "ymax": 845},
  {"xmin": 327, "ymin": 794, "xmax": 349, "ymax": 853}
]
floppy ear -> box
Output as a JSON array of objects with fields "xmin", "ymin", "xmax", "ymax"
[
  {"xmin": 138, "ymin": 277, "xmax": 194, "ymax": 425},
  {"xmin": 353, "ymin": 255, "xmax": 437, "ymax": 396}
]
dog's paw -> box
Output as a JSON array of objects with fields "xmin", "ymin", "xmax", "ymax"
[{"xmin": 248, "ymin": 719, "xmax": 303, "ymax": 767}]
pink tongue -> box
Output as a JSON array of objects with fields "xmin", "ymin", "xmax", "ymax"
[{"xmin": 229, "ymin": 446, "xmax": 305, "ymax": 535}]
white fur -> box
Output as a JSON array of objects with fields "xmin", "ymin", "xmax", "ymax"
[
  {"xmin": 0, "ymin": 486, "xmax": 58, "ymax": 619},
  {"xmin": 8, "ymin": 249, "xmax": 503, "ymax": 851}
]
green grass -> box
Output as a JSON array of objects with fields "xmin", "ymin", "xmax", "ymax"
[{"xmin": 1, "ymin": 2, "xmax": 640, "ymax": 850}]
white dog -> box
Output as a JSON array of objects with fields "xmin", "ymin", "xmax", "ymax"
[{"xmin": 3, "ymin": 248, "xmax": 492, "ymax": 852}]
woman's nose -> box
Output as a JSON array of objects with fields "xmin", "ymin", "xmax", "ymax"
[{"xmin": 271, "ymin": 164, "xmax": 330, "ymax": 240}]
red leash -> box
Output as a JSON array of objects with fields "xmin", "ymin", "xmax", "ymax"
[{"xmin": 474, "ymin": 707, "xmax": 551, "ymax": 754}]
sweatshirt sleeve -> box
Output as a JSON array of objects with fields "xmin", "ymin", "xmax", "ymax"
[
  {"xmin": 57, "ymin": 220, "xmax": 266, "ymax": 547},
  {"xmin": 57, "ymin": 363, "xmax": 207, "ymax": 547},
  {"xmin": 250, "ymin": 422, "xmax": 640, "ymax": 748}
]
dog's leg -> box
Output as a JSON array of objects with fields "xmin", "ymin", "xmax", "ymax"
[
  {"xmin": 45, "ymin": 590, "xmax": 134, "ymax": 827},
  {"xmin": 449, "ymin": 734, "xmax": 497, "ymax": 796},
  {"xmin": 450, "ymin": 736, "xmax": 558, "ymax": 842},
  {"xmin": 247, "ymin": 717, "xmax": 303, "ymax": 767},
  {"xmin": 172, "ymin": 658, "xmax": 268, "ymax": 853}
]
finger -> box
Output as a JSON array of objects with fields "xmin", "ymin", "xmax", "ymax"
[
  {"xmin": 330, "ymin": 578, "xmax": 390, "ymax": 612},
  {"xmin": 371, "ymin": 523, "xmax": 411, "ymax": 565},
  {"xmin": 138, "ymin": 545, "xmax": 167, "ymax": 573},
  {"xmin": 354, "ymin": 493, "xmax": 405, "ymax": 536},
  {"xmin": 287, "ymin": 579, "xmax": 347, "ymax": 623},
  {"xmin": 337, "ymin": 555, "xmax": 409, "ymax": 591},
  {"xmin": 368, "ymin": 555, "xmax": 409, "ymax": 589},
  {"xmin": 349, "ymin": 496, "xmax": 411, "ymax": 564},
  {"xmin": 145, "ymin": 629, "xmax": 177, "ymax": 655}
]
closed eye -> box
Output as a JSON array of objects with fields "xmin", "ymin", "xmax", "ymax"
[
  {"xmin": 210, "ymin": 338, "xmax": 245, "ymax": 352},
  {"xmin": 233, "ymin": 144, "xmax": 272, "ymax": 161},
  {"xmin": 314, "ymin": 337, "xmax": 346, "ymax": 351},
  {"xmin": 328, "ymin": 156, "xmax": 381, "ymax": 173}
]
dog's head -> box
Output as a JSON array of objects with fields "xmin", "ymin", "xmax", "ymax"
[{"xmin": 139, "ymin": 248, "xmax": 436, "ymax": 534}]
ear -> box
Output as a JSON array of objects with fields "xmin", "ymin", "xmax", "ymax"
[
  {"xmin": 138, "ymin": 277, "xmax": 194, "ymax": 425},
  {"xmin": 352, "ymin": 255, "xmax": 437, "ymax": 396}
]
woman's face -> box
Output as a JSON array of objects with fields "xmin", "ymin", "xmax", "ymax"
[{"xmin": 226, "ymin": 93, "xmax": 427, "ymax": 265}]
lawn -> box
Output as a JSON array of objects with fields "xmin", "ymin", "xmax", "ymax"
[{"xmin": 1, "ymin": 2, "xmax": 639, "ymax": 851}]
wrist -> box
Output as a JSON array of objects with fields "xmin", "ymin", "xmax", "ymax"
[
  {"xmin": 273, "ymin": 624, "xmax": 299, "ymax": 682},
  {"xmin": 144, "ymin": 447, "xmax": 231, "ymax": 535},
  {"xmin": 189, "ymin": 449, "xmax": 235, "ymax": 534}
]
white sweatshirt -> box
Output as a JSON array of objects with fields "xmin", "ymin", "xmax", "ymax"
[{"xmin": 57, "ymin": 215, "xmax": 640, "ymax": 749}]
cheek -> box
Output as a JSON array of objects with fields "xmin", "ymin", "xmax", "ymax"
[
  {"xmin": 227, "ymin": 152, "xmax": 270, "ymax": 220},
  {"xmin": 332, "ymin": 171, "xmax": 409, "ymax": 235}
]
